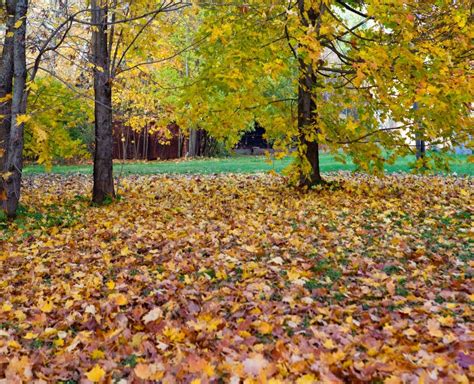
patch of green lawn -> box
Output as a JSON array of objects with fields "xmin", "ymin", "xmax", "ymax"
[{"xmin": 23, "ymin": 153, "xmax": 472, "ymax": 176}]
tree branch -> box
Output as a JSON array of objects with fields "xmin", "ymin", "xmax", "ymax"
[{"xmin": 335, "ymin": 0, "xmax": 369, "ymax": 18}]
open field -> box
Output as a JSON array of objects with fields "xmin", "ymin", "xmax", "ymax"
[
  {"xmin": 23, "ymin": 154, "xmax": 473, "ymax": 176},
  {"xmin": 1, "ymin": 173, "xmax": 472, "ymax": 382}
]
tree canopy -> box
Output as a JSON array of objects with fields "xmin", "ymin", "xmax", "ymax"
[{"xmin": 0, "ymin": 0, "xmax": 472, "ymax": 212}]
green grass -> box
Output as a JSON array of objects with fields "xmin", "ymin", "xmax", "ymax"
[{"xmin": 23, "ymin": 153, "xmax": 473, "ymax": 176}]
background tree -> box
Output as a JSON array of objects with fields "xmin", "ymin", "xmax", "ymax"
[{"xmin": 25, "ymin": 76, "xmax": 92, "ymax": 166}]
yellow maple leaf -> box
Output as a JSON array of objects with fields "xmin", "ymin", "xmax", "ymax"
[
  {"xmin": 323, "ymin": 339, "xmax": 336, "ymax": 350},
  {"xmin": 161, "ymin": 326, "xmax": 185, "ymax": 342},
  {"xmin": 106, "ymin": 281, "xmax": 115, "ymax": 290},
  {"xmin": 0, "ymin": 172, "xmax": 13, "ymax": 182},
  {"xmin": 296, "ymin": 374, "xmax": 317, "ymax": 384},
  {"xmin": 39, "ymin": 301, "xmax": 54, "ymax": 313},
  {"xmin": 451, "ymin": 374, "xmax": 469, "ymax": 384},
  {"xmin": 8, "ymin": 340, "xmax": 21, "ymax": 349},
  {"xmin": 86, "ymin": 364, "xmax": 105, "ymax": 382},
  {"xmin": 438, "ymin": 316, "xmax": 454, "ymax": 327},
  {"xmin": 16, "ymin": 114, "xmax": 31, "ymax": 125},
  {"xmin": 287, "ymin": 268, "xmax": 301, "ymax": 281},
  {"xmin": 403, "ymin": 328, "xmax": 418, "ymax": 337},
  {"xmin": 204, "ymin": 362, "xmax": 215, "ymax": 377},
  {"xmin": 254, "ymin": 320, "xmax": 273, "ymax": 335},
  {"xmin": 367, "ymin": 347, "xmax": 378, "ymax": 357},
  {"xmin": 110, "ymin": 293, "xmax": 128, "ymax": 306},
  {"xmin": 24, "ymin": 332, "xmax": 38, "ymax": 340},
  {"xmin": 91, "ymin": 349, "xmax": 105, "ymax": 360},
  {"xmin": 15, "ymin": 310, "xmax": 26, "ymax": 321}
]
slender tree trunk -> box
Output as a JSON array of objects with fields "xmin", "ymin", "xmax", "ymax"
[
  {"xmin": 91, "ymin": 0, "xmax": 115, "ymax": 204},
  {"xmin": 0, "ymin": 0, "xmax": 16, "ymax": 201},
  {"xmin": 3, "ymin": 0, "xmax": 27, "ymax": 217},
  {"xmin": 188, "ymin": 128, "xmax": 197, "ymax": 157},
  {"xmin": 416, "ymin": 139, "xmax": 425, "ymax": 160},
  {"xmin": 412, "ymin": 102, "xmax": 426, "ymax": 161},
  {"xmin": 178, "ymin": 129, "xmax": 183, "ymax": 157}
]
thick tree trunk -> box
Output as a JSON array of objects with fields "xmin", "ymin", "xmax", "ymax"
[
  {"xmin": 297, "ymin": 0, "xmax": 323, "ymax": 187},
  {"xmin": 298, "ymin": 63, "xmax": 322, "ymax": 186},
  {"xmin": 91, "ymin": 0, "xmax": 115, "ymax": 204},
  {"xmin": 3, "ymin": 0, "xmax": 27, "ymax": 217},
  {"xmin": 0, "ymin": 0, "xmax": 16, "ymax": 200}
]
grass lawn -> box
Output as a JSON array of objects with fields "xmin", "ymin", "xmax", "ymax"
[{"xmin": 23, "ymin": 153, "xmax": 473, "ymax": 176}]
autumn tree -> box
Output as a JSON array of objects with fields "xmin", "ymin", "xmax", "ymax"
[
  {"xmin": 1, "ymin": 0, "xmax": 192, "ymax": 214},
  {"xmin": 1, "ymin": 0, "xmax": 79, "ymax": 216},
  {"xmin": 86, "ymin": 0, "xmax": 191, "ymax": 203},
  {"xmin": 285, "ymin": 0, "xmax": 472, "ymax": 183},
  {"xmin": 178, "ymin": 0, "xmax": 472, "ymax": 186}
]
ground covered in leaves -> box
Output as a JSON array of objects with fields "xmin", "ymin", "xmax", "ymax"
[{"xmin": 0, "ymin": 173, "xmax": 473, "ymax": 383}]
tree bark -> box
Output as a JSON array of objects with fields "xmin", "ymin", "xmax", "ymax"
[
  {"xmin": 0, "ymin": 0, "xmax": 16, "ymax": 200},
  {"xmin": 415, "ymin": 139, "xmax": 425, "ymax": 160},
  {"xmin": 413, "ymin": 103, "xmax": 426, "ymax": 161},
  {"xmin": 298, "ymin": 62, "xmax": 322, "ymax": 186},
  {"xmin": 91, "ymin": 0, "xmax": 115, "ymax": 204},
  {"xmin": 297, "ymin": 0, "xmax": 323, "ymax": 187},
  {"xmin": 188, "ymin": 128, "xmax": 197, "ymax": 157},
  {"xmin": 3, "ymin": 0, "xmax": 27, "ymax": 217}
]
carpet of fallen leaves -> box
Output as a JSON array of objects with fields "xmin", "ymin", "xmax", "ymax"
[{"xmin": 0, "ymin": 173, "xmax": 473, "ymax": 383}]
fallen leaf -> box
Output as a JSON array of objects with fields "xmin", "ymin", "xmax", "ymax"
[{"xmin": 86, "ymin": 364, "xmax": 105, "ymax": 382}]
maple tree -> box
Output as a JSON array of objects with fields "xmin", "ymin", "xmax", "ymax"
[
  {"xmin": 88, "ymin": 0, "xmax": 191, "ymax": 203},
  {"xmin": 180, "ymin": 0, "xmax": 472, "ymax": 185}
]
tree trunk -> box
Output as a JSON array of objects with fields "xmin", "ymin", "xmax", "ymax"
[
  {"xmin": 298, "ymin": 62, "xmax": 322, "ymax": 186},
  {"xmin": 188, "ymin": 128, "xmax": 197, "ymax": 157},
  {"xmin": 3, "ymin": 0, "xmax": 27, "ymax": 217},
  {"xmin": 413, "ymin": 102, "xmax": 426, "ymax": 161},
  {"xmin": 0, "ymin": 0, "xmax": 16, "ymax": 201},
  {"xmin": 91, "ymin": 0, "xmax": 115, "ymax": 204},
  {"xmin": 415, "ymin": 139, "xmax": 425, "ymax": 160},
  {"xmin": 297, "ymin": 0, "xmax": 323, "ymax": 187}
]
